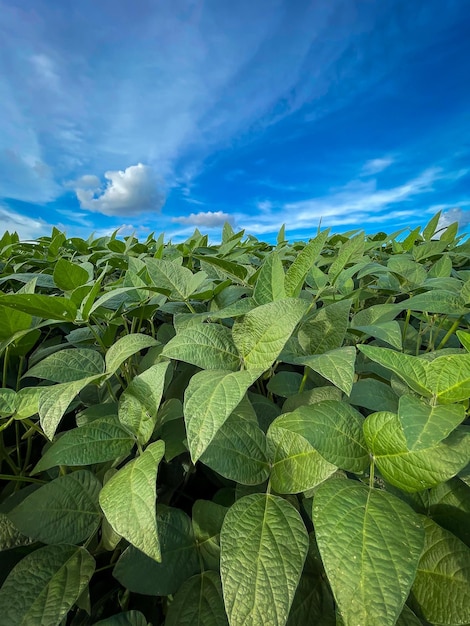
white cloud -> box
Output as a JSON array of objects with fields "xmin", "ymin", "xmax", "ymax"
[
  {"xmin": 361, "ymin": 157, "xmax": 394, "ymax": 176},
  {"xmin": 76, "ymin": 164, "xmax": 166, "ymax": 217},
  {"xmin": 0, "ymin": 205, "xmax": 51, "ymax": 240},
  {"xmin": 72, "ymin": 174, "xmax": 101, "ymax": 189},
  {"xmin": 437, "ymin": 207, "xmax": 470, "ymax": 230},
  {"xmin": 172, "ymin": 211, "xmax": 232, "ymax": 228}
]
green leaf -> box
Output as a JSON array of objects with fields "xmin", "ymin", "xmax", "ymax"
[
  {"xmin": 0, "ymin": 388, "xmax": 16, "ymax": 416},
  {"xmin": 8, "ymin": 470, "xmax": 101, "ymax": 545},
  {"xmin": 285, "ymin": 231, "xmax": 329, "ymax": 297},
  {"xmin": 0, "ymin": 544, "xmax": 95, "ymax": 626},
  {"xmin": 53, "ymin": 258, "xmax": 90, "ymax": 291},
  {"xmin": 221, "ymin": 493, "xmax": 309, "ymax": 626},
  {"xmin": 422, "ymin": 211, "xmax": 442, "ymax": 240},
  {"xmin": 32, "ymin": 418, "xmax": 135, "ymax": 473},
  {"xmin": 349, "ymin": 378, "xmax": 399, "ymax": 413},
  {"xmin": 457, "ymin": 330, "xmax": 470, "ymax": 352},
  {"xmin": 267, "ymin": 424, "xmax": 337, "ymax": 493},
  {"xmin": 412, "ymin": 517, "xmax": 470, "ymax": 625},
  {"xmin": 145, "ymin": 257, "xmax": 197, "ymax": 299},
  {"xmin": 395, "ymin": 605, "xmax": 423, "ymax": 626},
  {"xmin": 14, "ymin": 387, "xmax": 42, "ymax": 419},
  {"xmin": 184, "ymin": 369, "xmax": 258, "ymax": 462},
  {"xmin": 398, "ymin": 394, "xmax": 466, "ymax": 450},
  {"xmin": 427, "ymin": 477, "xmax": 470, "ymax": 546},
  {"xmin": 353, "ymin": 321, "xmax": 403, "ymax": 350},
  {"xmin": 0, "ymin": 294, "xmax": 77, "ymax": 321},
  {"xmin": 118, "ymin": 362, "xmax": 169, "ymax": 444},
  {"xmin": 312, "ymin": 480, "xmax": 424, "ymax": 626},
  {"xmin": 232, "ymin": 299, "xmax": 308, "ymax": 372},
  {"xmin": 271, "ymin": 401, "xmax": 369, "ymax": 473},
  {"xmin": 404, "ymin": 290, "xmax": 468, "ymax": 315},
  {"xmin": 267, "ymin": 371, "xmax": 302, "ymax": 398},
  {"xmin": 94, "ymin": 611, "xmax": 149, "ymax": 626},
  {"xmin": 39, "ymin": 376, "xmax": 102, "ymax": 440},
  {"xmin": 0, "ymin": 305, "xmax": 32, "ymax": 340},
  {"xmin": 328, "ymin": 232, "xmax": 364, "ymax": 284},
  {"xmin": 165, "ymin": 571, "xmax": 228, "ymax": 626},
  {"xmin": 364, "ymin": 412, "xmax": 470, "ymax": 492},
  {"xmin": 298, "ymin": 300, "xmax": 351, "ymax": 354},
  {"xmin": 253, "ymin": 252, "xmax": 286, "ymax": 305},
  {"xmin": 426, "ymin": 353, "xmax": 470, "ymax": 403},
  {"xmin": 105, "ymin": 333, "xmax": 158, "ymax": 375},
  {"xmin": 200, "ymin": 408, "xmax": 270, "ymax": 485},
  {"xmin": 0, "ymin": 513, "xmax": 34, "ymax": 551},
  {"xmin": 192, "ymin": 500, "xmax": 227, "ymax": 570},
  {"xmin": 26, "ymin": 348, "xmax": 105, "ymax": 383},
  {"xmin": 99, "ymin": 440, "xmax": 164, "ymax": 561},
  {"xmin": 113, "ymin": 506, "xmax": 200, "ymax": 596},
  {"xmin": 358, "ymin": 345, "xmax": 431, "ymax": 397},
  {"xmin": 292, "ymin": 347, "xmax": 356, "ymax": 396},
  {"xmin": 162, "ymin": 324, "xmax": 240, "ymax": 371}
]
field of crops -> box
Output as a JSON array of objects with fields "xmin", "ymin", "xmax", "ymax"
[{"xmin": 0, "ymin": 214, "xmax": 469, "ymax": 625}]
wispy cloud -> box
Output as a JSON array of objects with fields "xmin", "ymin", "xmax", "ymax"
[
  {"xmin": 238, "ymin": 166, "xmax": 453, "ymax": 235},
  {"xmin": 0, "ymin": 205, "xmax": 50, "ymax": 240},
  {"xmin": 361, "ymin": 157, "xmax": 394, "ymax": 176},
  {"xmin": 75, "ymin": 164, "xmax": 165, "ymax": 217},
  {"xmin": 171, "ymin": 211, "xmax": 232, "ymax": 228}
]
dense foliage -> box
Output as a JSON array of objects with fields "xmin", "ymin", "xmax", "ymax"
[{"xmin": 0, "ymin": 213, "xmax": 469, "ymax": 626}]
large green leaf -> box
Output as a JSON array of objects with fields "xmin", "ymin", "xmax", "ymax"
[
  {"xmin": 358, "ymin": 345, "xmax": 431, "ymax": 397},
  {"xmin": 291, "ymin": 347, "xmax": 356, "ymax": 396},
  {"xmin": 0, "ymin": 544, "xmax": 95, "ymax": 626},
  {"xmin": 0, "ymin": 305, "xmax": 32, "ymax": 340},
  {"xmin": 267, "ymin": 425, "xmax": 337, "ymax": 493},
  {"xmin": 364, "ymin": 412, "xmax": 470, "ymax": 492},
  {"xmin": 271, "ymin": 401, "xmax": 369, "ymax": 473},
  {"xmin": 232, "ymin": 299, "xmax": 308, "ymax": 372},
  {"xmin": 113, "ymin": 506, "xmax": 200, "ymax": 596},
  {"xmin": 284, "ymin": 231, "xmax": 329, "ymax": 297},
  {"xmin": 184, "ymin": 369, "xmax": 258, "ymax": 462},
  {"xmin": 403, "ymin": 290, "xmax": 468, "ymax": 315},
  {"xmin": 105, "ymin": 333, "xmax": 158, "ymax": 375},
  {"xmin": 0, "ymin": 294, "xmax": 77, "ymax": 321},
  {"xmin": 0, "ymin": 513, "xmax": 34, "ymax": 551},
  {"xmin": 26, "ymin": 348, "xmax": 105, "ymax": 383},
  {"xmin": 99, "ymin": 440, "xmax": 164, "ymax": 561},
  {"xmin": 426, "ymin": 353, "xmax": 470, "ymax": 403},
  {"xmin": 200, "ymin": 410, "xmax": 270, "ymax": 485},
  {"xmin": 165, "ymin": 572, "xmax": 229, "ymax": 626},
  {"xmin": 53, "ymin": 258, "xmax": 90, "ymax": 291},
  {"xmin": 118, "ymin": 362, "xmax": 169, "ymax": 444},
  {"xmin": 312, "ymin": 480, "xmax": 424, "ymax": 626},
  {"xmin": 412, "ymin": 517, "xmax": 470, "ymax": 625},
  {"xmin": 8, "ymin": 470, "xmax": 101, "ymax": 545},
  {"xmin": 253, "ymin": 251, "xmax": 286, "ymax": 305},
  {"xmin": 298, "ymin": 300, "xmax": 351, "ymax": 354},
  {"xmin": 145, "ymin": 257, "xmax": 196, "ymax": 299},
  {"xmin": 398, "ymin": 394, "xmax": 466, "ymax": 450},
  {"xmin": 39, "ymin": 375, "xmax": 103, "ymax": 440},
  {"xmin": 32, "ymin": 418, "xmax": 135, "ymax": 473},
  {"xmin": 220, "ymin": 493, "xmax": 309, "ymax": 626},
  {"xmin": 349, "ymin": 378, "xmax": 399, "ymax": 413},
  {"xmin": 162, "ymin": 324, "xmax": 240, "ymax": 371}
]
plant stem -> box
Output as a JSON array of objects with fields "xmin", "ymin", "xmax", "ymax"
[
  {"xmin": 437, "ymin": 316, "xmax": 462, "ymax": 350},
  {"xmin": 2, "ymin": 345, "xmax": 9, "ymax": 388},
  {"xmin": 0, "ymin": 474, "xmax": 46, "ymax": 484},
  {"xmin": 369, "ymin": 458, "xmax": 375, "ymax": 490}
]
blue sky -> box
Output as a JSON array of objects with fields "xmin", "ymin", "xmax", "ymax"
[{"xmin": 1, "ymin": 0, "xmax": 469, "ymax": 242}]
